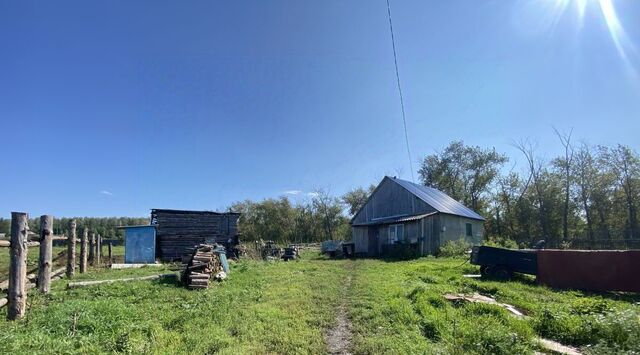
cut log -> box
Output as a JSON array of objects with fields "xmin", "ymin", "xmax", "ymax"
[
  {"xmin": 110, "ymin": 263, "xmax": 161, "ymax": 269},
  {"xmin": 66, "ymin": 273, "xmax": 177, "ymax": 289},
  {"xmin": 66, "ymin": 220, "xmax": 76, "ymax": 278},
  {"xmin": 38, "ymin": 215, "xmax": 53, "ymax": 293},
  {"xmin": 80, "ymin": 228, "xmax": 88, "ymax": 273},
  {"xmin": 8, "ymin": 212, "xmax": 28, "ymax": 320},
  {"xmin": 537, "ymin": 338, "xmax": 582, "ymax": 355},
  {"xmin": 180, "ymin": 244, "xmax": 225, "ymax": 289}
]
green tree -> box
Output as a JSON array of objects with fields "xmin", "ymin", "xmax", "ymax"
[
  {"xmin": 342, "ymin": 185, "xmax": 375, "ymax": 217},
  {"xmin": 419, "ymin": 141, "xmax": 507, "ymax": 212}
]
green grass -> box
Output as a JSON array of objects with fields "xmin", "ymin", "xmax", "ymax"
[
  {"xmin": 1, "ymin": 252, "xmax": 638, "ymax": 354},
  {"xmin": 0, "ymin": 252, "xmax": 347, "ymax": 354},
  {"xmin": 347, "ymin": 257, "xmax": 640, "ymax": 354},
  {"xmin": 0, "ymin": 245, "xmax": 127, "ymax": 279}
]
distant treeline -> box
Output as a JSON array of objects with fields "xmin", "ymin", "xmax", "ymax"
[
  {"xmin": 0, "ymin": 217, "xmax": 149, "ymax": 240},
  {"xmin": 2, "ymin": 134, "xmax": 637, "ymax": 249},
  {"xmin": 418, "ymin": 137, "xmax": 639, "ymax": 248},
  {"xmin": 231, "ymin": 134, "xmax": 639, "ymax": 249},
  {"xmin": 230, "ymin": 192, "xmax": 352, "ymax": 244}
]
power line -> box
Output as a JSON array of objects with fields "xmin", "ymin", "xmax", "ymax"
[{"xmin": 386, "ymin": 0, "xmax": 415, "ymax": 182}]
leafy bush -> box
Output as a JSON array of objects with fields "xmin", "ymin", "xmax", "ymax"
[
  {"xmin": 483, "ymin": 235, "xmax": 519, "ymax": 249},
  {"xmin": 437, "ymin": 240, "xmax": 470, "ymax": 257}
]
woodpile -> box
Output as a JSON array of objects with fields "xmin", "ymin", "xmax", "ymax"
[
  {"xmin": 151, "ymin": 209, "xmax": 240, "ymax": 261},
  {"xmin": 181, "ymin": 244, "xmax": 226, "ymax": 289}
]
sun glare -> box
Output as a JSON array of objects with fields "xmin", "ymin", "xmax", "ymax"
[{"xmin": 539, "ymin": 0, "xmax": 638, "ymax": 77}]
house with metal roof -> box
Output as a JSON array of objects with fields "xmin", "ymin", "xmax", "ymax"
[{"xmin": 350, "ymin": 176, "xmax": 485, "ymax": 256}]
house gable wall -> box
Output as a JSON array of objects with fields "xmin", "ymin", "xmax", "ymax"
[{"xmin": 352, "ymin": 177, "xmax": 436, "ymax": 225}]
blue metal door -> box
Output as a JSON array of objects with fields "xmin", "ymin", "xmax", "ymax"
[{"xmin": 125, "ymin": 226, "xmax": 156, "ymax": 263}]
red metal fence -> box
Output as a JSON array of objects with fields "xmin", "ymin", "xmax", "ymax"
[{"xmin": 537, "ymin": 250, "xmax": 640, "ymax": 293}]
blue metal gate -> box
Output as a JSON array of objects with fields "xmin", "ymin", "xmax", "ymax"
[{"xmin": 124, "ymin": 226, "xmax": 156, "ymax": 263}]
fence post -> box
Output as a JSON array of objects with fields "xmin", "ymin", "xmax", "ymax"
[
  {"xmin": 37, "ymin": 215, "xmax": 53, "ymax": 293},
  {"xmin": 108, "ymin": 242, "xmax": 113, "ymax": 265},
  {"xmin": 66, "ymin": 219, "xmax": 76, "ymax": 278},
  {"xmin": 80, "ymin": 228, "xmax": 88, "ymax": 273},
  {"xmin": 96, "ymin": 234, "xmax": 101, "ymax": 266},
  {"xmin": 89, "ymin": 232, "xmax": 95, "ymax": 265},
  {"xmin": 8, "ymin": 212, "xmax": 28, "ymax": 320}
]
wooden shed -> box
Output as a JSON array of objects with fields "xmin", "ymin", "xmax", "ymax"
[
  {"xmin": 351, "ymin": 176, "xmax": 485, "ymax": 257},
  {"xmin": 151, "ymin": 209, "xmax": 240, "ymax": 261}
]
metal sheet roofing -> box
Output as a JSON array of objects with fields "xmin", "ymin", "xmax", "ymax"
[
  {"xmin": 391, "ymin": 177, "xmax": 485, "ymax": 221},
  {"xmin": 352, "ymin": 212, "xmax": 438, "ymax": 226}
]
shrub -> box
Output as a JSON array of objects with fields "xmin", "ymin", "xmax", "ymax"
[
  {"xmin": 483, "ymin": 235, "xmax": 519, "ymax": 249},
  {"xmin": 437, "ymin": 240, "xmax": 470, "ymax": 258}
]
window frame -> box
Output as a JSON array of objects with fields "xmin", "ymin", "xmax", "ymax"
[
  {"xmin": 466, "ymin": 223, "xmax": 473, "ymax": 237},
  {"xmin": 389, "ymin": 224, "xmax": 404, "ymax": 243}
]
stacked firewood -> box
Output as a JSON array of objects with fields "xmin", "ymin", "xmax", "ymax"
[{"xmin": 181, "ymin": 244, "xmax": 225, "ymax": 289}]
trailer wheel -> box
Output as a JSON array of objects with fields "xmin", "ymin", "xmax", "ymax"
[
  {"xmin": 491, "ymin": 266, "xmax": 512, "ymax": 281},
  {"xmin": 480, "ymin": 265, "xmax": 490, "ymax": 277}
]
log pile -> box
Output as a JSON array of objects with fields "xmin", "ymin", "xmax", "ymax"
[
  {"xmin": 181, "ymin": 244, "xmax": 226, "ymax": 289},
  {"xmin": 151, "ymin": 209, "xmax": 240, "ymax": 260}
]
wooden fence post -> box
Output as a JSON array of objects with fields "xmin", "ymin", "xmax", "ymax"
[
  {"xmin": 80, "ymin": 228, "xmax": 88, "ymax": 273},
  {"xmin": 37, "ymin": 215, "xmax": 53, "ymax": 293},
  {"xmin": 89, "ymin": 232, "xmax": 95, "ymax": 265},
  {"xmin": 66, "ymin": 220, "xmax": 76, "ymax": 278},
  {"xmin": 108, "ymin": 242, "xmax": 113, "ymax": 265},
  {"xmin": 8, "ymin": 212, "xmax": 28, "ymax": 320},
  {"xmin": 96, "ymin": 234, "xmax": 101, "ymax": 266}
]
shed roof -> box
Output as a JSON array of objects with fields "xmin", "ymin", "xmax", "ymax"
[
  {"xmin": 391, "ymin": 177, "xmax": 485, "ymax": 221},
  {"xmin": 151, "ymin": 208, "xmax": 240, "ymax": 215},
  {"xmin": 352, "ymin": 212, "xmax": 438, "ymax": 226}
]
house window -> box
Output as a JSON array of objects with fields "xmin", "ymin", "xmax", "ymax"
[
  {"xmin": 389, "ymin": 224, "xmax": 404, "ymax": 243},
  {"xmin": 466, "ymin": 223, "xmax": 473, "ymax": 237}
]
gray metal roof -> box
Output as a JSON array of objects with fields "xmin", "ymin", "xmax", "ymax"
[
  {"xmin": 352, "ymin": 212, "xmax": 438, "ymax": 226},
  {"xmin": 391, "ymin": 177, "xmax": 485, "ymax": 221}
]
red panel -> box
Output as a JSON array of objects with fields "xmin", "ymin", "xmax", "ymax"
[{"xmin": 537, "ymin": 250, "xmax": 640, "ymax": 293}]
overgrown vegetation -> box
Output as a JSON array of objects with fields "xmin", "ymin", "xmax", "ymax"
[
  {"xmin": 436, "ymin": 240, "xmax": 470, "ymax": 258},
  {"xmin": 348, "ymin": 257, "xmax": 640, "ymax": 354},
  {"xmin": 1, "ymin": 253, "xmax": 638, "ymax": 354},
  {"xmin": 230, "ymin": 191, "xmax": 351, "ymax": 244}
]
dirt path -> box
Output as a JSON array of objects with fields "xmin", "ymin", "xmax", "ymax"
[{"xmin": 324, "ymin": 267, "xmax": 354, "ymax": 354}]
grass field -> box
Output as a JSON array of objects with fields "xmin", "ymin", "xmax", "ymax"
[{"xmin": 1, "ymin": 251, "xmax": 639, "ymax": 354}]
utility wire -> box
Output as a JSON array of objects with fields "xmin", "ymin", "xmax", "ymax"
[{"xmin": 386, "ymin": 0, "xmax": 415, "ymax": 183}]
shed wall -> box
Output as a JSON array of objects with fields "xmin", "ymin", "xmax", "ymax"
[
  {"xmin": 352, "ymin": 226, "xmax": 368, "ymax": 254},
  {"xmin": 438, "ymin": 214, "xmax": 484, "ymax": 246}
]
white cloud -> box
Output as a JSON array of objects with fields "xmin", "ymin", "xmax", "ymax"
[
  {"xmin": 307, "ymin": 192, "xmax": 319, "ymax": 198},
  {"xmin": 100, "ymin": 190, "xmax": 114, "ymax": 196},
  {"xmin": 284, "ymin": 190, "xmax": 302, "ymax": 195}
]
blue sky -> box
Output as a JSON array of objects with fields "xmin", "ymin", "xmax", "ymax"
[{"xmin": 1, "ymin": 0, "xmax": 639, "ymax": 218}]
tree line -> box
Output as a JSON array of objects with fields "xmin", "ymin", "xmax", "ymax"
[
  {"xmin": 2, "ymin": 134, "xmax": 637, "ymax": 249},
  {"xmin": 229, "ymin": 135, "xmax": 638, "ymax": 248},
  {"xmin": 0, "ymin": 217, "xmax": 149, "ymax": 240},
  {"xmin": 418, "ymin": 136, "xmax": 639, "ymax": 248}
]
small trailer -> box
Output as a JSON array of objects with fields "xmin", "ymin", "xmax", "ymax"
[
  {"xmin": 471, "ymin": 246, "xmax": 640, "ymax": 293},
  {"xmin": 471, "ymin": 246, "xmax": 537, "ymax": 280}
]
